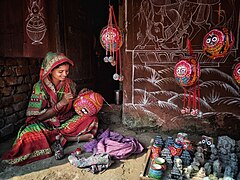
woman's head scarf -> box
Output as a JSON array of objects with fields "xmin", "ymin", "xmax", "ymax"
[{"xmin": 40, "ymin": 52, "xmax": 74, "ymax": 80}]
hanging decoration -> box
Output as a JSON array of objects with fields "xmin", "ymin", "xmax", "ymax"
[
  {"xmin": 174, "ymin": 58, "xmax": 199, "ymax": 87},
  {"xmin": 202, "ymin": 3, "xmax": 234, "ymax": 59},
  {"xmin": 233, "ymin": 62, "xmax": 240, "ymax": 85},
  {"xmin": 203, "ymin": 27, "xmax": 234, "ymax": 59},
  {"xmin": 174, "ymin": 39, "xmax": 202, "ymax": 117},
  {"xmin": 100, "ymin": 25, "xmax": 123, "ymax": 53},
  {"xmin": 100, "ymin": 5, "xmax": 124, "ymax": 81}
]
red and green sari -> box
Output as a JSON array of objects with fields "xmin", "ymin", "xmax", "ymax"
[{"xmin": 1, "ymin": 52, "xmax": 98, "ymax": 166}]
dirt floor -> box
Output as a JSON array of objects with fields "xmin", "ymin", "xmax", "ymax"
[
  {"xmin": 0, "ymin": 104, "xmax": 207, "ymax": 180},
  {"xmin": 0, "ymin": 116, "xmax": 164, "ymax": 180}
]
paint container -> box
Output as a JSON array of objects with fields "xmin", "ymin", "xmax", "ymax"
[
  {"xmin": 148, "ymin": 163, "xmax": 163, "ymax": 179},
  {"xmin": 114, "ymin": 90, "xmax": 122, "ymax": 105},
  {"xmin": 151, "ymin": 146, "xmax": 161, "ymax": 159},
  {"xmin": 154, "ymin": 157, "xmax": 165, "ymax": 165},
  {"xmin": 151, "ymin": 136, "xmax": 163, "ymax": 159},
  {"xmin": 173, "ymin": 142, "xmax": 183, "ymax": 156},
  {"xmin": 153, "ymin": 157, "xmax": 167, "ymax": 170}
]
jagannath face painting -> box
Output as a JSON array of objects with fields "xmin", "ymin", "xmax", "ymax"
[
  {"xmin": 233, "ymin": 63, "xmax": 240, "ymax": 84},
  {"xmin": 203, "ymin": 28, "xmax": 234, "ymax": 59},
  {"xmin": 175, "ymin": 60, "xmax": 192, "ymax": 79},
  {"xmin": 106, "ymin": 30, "xmax": 116, "ymax": 40},
  {"xmin": 176, "ymin": 64, "xmax": 188, "ymax": 77},
  {"xmin": 204, "ymin": 29, "xmax": 224, "ymax": 48},
  {"xmin": 100, "ymin": 26, "xmax": 122, "ymax": 51},
  {"xmin": 205, "ymin": 33, "xmax": 219, "ymax": 47}
]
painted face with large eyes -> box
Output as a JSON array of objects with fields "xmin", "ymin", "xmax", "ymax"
[
  {"xmin": 203, "ymin": 29, "xmax": 224, "ymax": 49},
  {"xmin": 100, "ymin": 26, "xmax": 123, "ymax": 52},
  {"xmin": 80, "ymin": 107, "xmax": 89, "ymax": 115},
  {"xmin": 176, "ymin": 65, "xmax": 187, "ymax": 77},
  {"xmin": 237, "ymin": 68, "xmax": 240, "ymax": 76},
  {"xmin": 105, "ymin": 31, "xmax": 116, "ymax": 41},
  {"xmin": 206, "ymin": 33, "xmax": 219, "ymax": 46},
  {"xmin": 233, "ymin": 63, "xmax": 240, "ymax": 84},
  {"xmin": 201, "ymin": 135, "xmax": 213, "ymax": 147}
]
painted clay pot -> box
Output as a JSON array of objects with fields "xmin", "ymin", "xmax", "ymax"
[{"xmin": 73, "ymin": 90, "xmax": 104, "ymax": 117}]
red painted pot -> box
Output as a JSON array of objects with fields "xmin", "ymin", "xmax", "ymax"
[{"xmin": 73, "ymin": 91, "xmax": 104, "ymax": 117}]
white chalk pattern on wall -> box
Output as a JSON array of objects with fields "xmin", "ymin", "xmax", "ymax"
[
  {"xmin": 25, "ymin": 0, "xmax": 47, "ymax": 45},
  {"xmin": 123, "ymin": 0, "xmax": 240, "ymax": 128}
]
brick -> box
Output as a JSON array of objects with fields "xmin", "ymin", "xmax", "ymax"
[
  {"xmin": 2, "ymin": 67, "xmax": 15, "ymax": 76},
  {"xmin": 0, "ymin": 65, "xmax": 4, "ymax": 76},
  {"xmin": 29, "ymin": 58, "xmax": 42, "ymax": 66},
  {"xmin": 0, "ymin": 124, "xmax": 14, "ymax": 137},
  {"xmin": 0, "ymin": 77, "xmax": 6, "ymax": 87},
  {"xmin": 4, "ymin": 106, "xmax": 14, "ymax": 116},
  {"xmin": 14, "ymin": 118, "xmax": 25, "ymax": 128},
  {"xmin": 0, "ymin": 86, "xmax": 13, "ymax": 96},
  {"xmin": 0, "ymin": 99, "xmax": 3, "ymax": 109},
  {"xmin": 15, "ymin": 66, "xmax": 29, "ymax": 76},
  {"xmin": 17, "ymin": 58, "xmax": 29, "ymax": 66},
  {"xmin": 5, "ymin": 76, "xmax": 18, "ymax": 85},
  {"xmin": 0, "ymin": 60, "xmax": 5, "ymax": 65},
  {"xmin": 29, "ymin": 64, "xmax": 40, "ymax": 74},
  {"xmin": 31, "ymin": 74, "xmax": 39, "ymax": 83},
  {"xmin": 16, "ymin": 84, "xmax": 30, "ymax": 93},
  {"xmin": 5, "ymin": 114, "xmax": 18, "ymax": 125},
  {"xmin": 5, "ymin": 58, "xmax": 18, "ymax": 66},
  {"xmin": 13, "ymin": 93, "xmax": 28, "ymax": 103},
  {"xmin": 12, "ymin": 101, "xmax": 28, "ymax": 112},
  {"xmin": 0, "ymin": 118, "xmax": 4, "ymax": 128},
  {"xmin": 0, "ymin": 109, "xmax": 4, "ymax": 118},
  {"xmin": 25, "ymin": 75, "xmax": 32, "ymax": 83},
  {"xmin": 1, "ymin": 96, "xmax": 14, "ymax": 106},
  {"xmin": 17, "ymin": 76, "xmax": 24, "ymax": 84},
  {"xmin": 17, "ymin": 110, "xmax": 27, "ymax": 119}
]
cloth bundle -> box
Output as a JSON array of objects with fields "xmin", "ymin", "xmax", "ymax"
[{"xmin": 84, "ymin": 128, "xmax": 144, "ymax": 159}]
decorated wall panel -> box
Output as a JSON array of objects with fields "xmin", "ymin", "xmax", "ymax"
[
  {"xmin": 123, "ymin": 0, "xmax": 240, "ymax": 138},
  {"xmin": 23, "ymin": 0, "xmax": 49, "ymax": 57}
]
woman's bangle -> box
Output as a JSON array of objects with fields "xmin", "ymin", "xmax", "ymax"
[
  {"xmin": 52, "ymin": 101, "xmax": 65, "ymax": 114},
  {"xmin": 53, "ymin": 104, "xmax": 60, "ymax": 114}
]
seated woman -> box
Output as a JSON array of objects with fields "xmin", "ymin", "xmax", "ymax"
[{"xmin": 1, "ymin": 52, "xmax": 98, "ymax": 165}]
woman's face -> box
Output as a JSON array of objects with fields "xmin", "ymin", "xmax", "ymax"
[{"xmin": 51, "ymin": 64, "xmax": 70, "ymax": 83}]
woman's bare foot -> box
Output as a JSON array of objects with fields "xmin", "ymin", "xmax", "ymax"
[{"xmin": 77, "ymin": 133, "xmax": 94, "ymax": 142}]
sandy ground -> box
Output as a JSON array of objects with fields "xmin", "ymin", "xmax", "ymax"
[{"xmin": 0, "ymin": 120, "xmax": 161, "ymax": 180}]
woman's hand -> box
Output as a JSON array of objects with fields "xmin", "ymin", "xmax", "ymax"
[{"xmin": 60, "ymin": 92, "xmax": 74, "ymax": 106}]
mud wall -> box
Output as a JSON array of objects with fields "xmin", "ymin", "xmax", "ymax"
[{"xmin": 122, "ymin": 0, "xmax": 240, "ymax": 139}]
